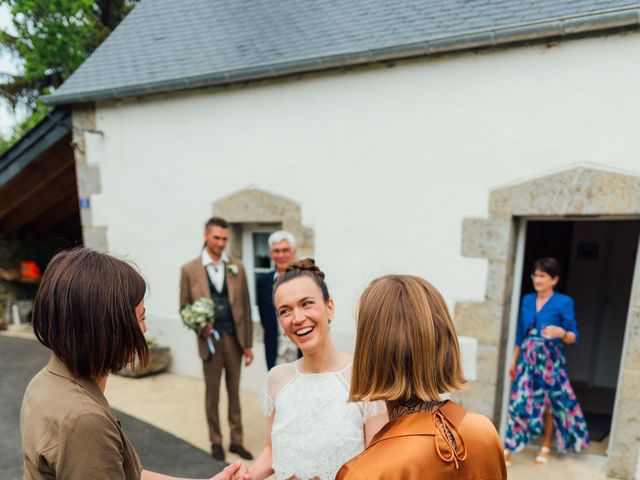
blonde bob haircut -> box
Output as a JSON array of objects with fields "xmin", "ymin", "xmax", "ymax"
[{"xmin": 350, "ymin": 275, "xmax": 466, "ymax": 403}]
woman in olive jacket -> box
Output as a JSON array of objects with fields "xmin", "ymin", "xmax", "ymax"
[{"xmin": 21, "ymin": 247, "xmax": 241, "ymax": 480}]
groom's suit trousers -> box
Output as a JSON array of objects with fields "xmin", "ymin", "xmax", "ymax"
[
  {"xmin": 179, "ymin": 255, "xmax": 252, "ymax": 448},
  {"xmin": 202, "ymin": 331, "xmax": 244, "ymax": 446}
]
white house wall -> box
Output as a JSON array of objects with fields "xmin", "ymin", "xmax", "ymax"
[{"xmin": 87, "ymin": 32, "xmax": 640, "ymax": 389}]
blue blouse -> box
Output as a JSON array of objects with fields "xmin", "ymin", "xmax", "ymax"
[{"xmin": 515, "ymin": 292, "xmax": 578, "ymax": 347}]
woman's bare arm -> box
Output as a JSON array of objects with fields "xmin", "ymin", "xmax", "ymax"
[
  {"xmin": 244, "ymin": 412, "xmax": 275, "ymax": 480},
  {"xmin": 141, "ymin": 461, "xmax": 242, "ymax": 480},
  {"xmin": 364, "ymin": 409, "xmax": 389, "ymax": 446}
]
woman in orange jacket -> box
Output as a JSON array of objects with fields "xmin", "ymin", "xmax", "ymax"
[{"xmin": 337, "ymin": 275, "xmax": 507, "ymax": 479}]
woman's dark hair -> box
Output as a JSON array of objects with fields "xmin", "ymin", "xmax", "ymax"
[
  {"xmin": 532, "ymin": 257, "xmax": 562, "ymax": 278},
  {"xmin": 32, "ymin": 248, "xmax": 149, "ymax": 378},
  {"xmin": 273, "ymin": 258, "xmax": 330, "ymax": 302}
]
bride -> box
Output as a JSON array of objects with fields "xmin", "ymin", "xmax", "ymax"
[{"xmin": 236, "ymin": 259, "xmax": 387, "ymax": 480}]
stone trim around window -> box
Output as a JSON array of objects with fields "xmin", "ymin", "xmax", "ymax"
[{"xmin": 212, "ymin": 187, "xmax": 314, "ymax": 260}]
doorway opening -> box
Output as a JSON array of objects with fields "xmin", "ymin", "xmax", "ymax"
[{"xmin": 515, "ymin": 219, "xmax": 640, "ymax": 451}]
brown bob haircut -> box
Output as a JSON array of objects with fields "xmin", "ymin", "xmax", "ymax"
[
  {"xmin": 350, "ymin": 275, "xmax": 466, "ymax": 403},
  {"xmin": 32, "ymin": 248, "xmax": 148, "ymax": 378}
]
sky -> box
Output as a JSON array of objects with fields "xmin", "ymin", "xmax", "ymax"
[{"xmin": 0, "ymin": 4, "xmax": 22, "ymax": 138}]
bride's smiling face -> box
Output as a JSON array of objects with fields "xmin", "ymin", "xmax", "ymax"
[{"xmin": 274, "ymin": 276, "xmax": 334, "ymax": 353}]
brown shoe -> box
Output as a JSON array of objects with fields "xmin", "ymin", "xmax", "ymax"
[
  {"xmin": 229, "ymin": 444, "xmax": 253, "ymax": 460},
  {"xmin": 211, "ymin": 444, "xmax": 225, "ymax": 461}
]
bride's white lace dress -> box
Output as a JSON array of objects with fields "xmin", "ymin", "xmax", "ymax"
[{"xmin": 260, "ymin": 360, "xmax": 385, "ymax": 480}]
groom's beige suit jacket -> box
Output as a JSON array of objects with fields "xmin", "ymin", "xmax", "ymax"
[{"xmin": 179, "ymin": 256, "xmax": 253, "ymax": 360}]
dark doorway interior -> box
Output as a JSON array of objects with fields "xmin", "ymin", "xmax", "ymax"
[{"xmin": 519, "ymin": 219, "xmax": 640, "ymax": 445}]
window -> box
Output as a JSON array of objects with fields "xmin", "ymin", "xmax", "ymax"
[{"xmin": 242, "ymin": 225, "xmax": 277, "ymax": 321}]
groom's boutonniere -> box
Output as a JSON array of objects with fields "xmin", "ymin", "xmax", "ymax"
[{"xmin": 227, "ymin": 263, "xmax": 239, "ymax": 276}]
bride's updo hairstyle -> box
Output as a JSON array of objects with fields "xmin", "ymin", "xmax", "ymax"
[
  {"xmin": 273, "ymin": 258, "xmax": 330, "ymax": 303},
  {"xmin": 350, "ymin": 275, "xmax": 466, "ymax": 403}
]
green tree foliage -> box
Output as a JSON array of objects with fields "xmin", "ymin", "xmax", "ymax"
[
  {"xmin": 1, "ymin": 101, "xmax": 49, "ymax": 150},
  {"xmin": 0, "ymin": 0, "xmax": 138, "ymax": 152}
]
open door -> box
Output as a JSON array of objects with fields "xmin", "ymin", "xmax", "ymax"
[{"xmin": 512, "ymin": 219, "xmax": 640, "ymax": 451}]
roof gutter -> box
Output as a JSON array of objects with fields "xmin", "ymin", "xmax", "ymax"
[{"xmin": 42, "ymin": 6, "xmax": 640, "ymax": 106}]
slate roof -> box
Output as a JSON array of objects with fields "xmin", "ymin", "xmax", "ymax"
[
  {"xmin": 0, "ymin": 108, "xmax": 71, "ymax": 187},
  {"xmin": 43, "ymin": 0, "xmax": 640, "ymax": 105}
]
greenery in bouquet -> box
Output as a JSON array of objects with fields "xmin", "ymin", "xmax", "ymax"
[{"xmin": 180, "ymin": 297, "xmax": 216, "ymax": 336}]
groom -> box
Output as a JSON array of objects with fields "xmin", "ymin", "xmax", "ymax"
[{"xmin": 179, "ymin": 217, "xmax": 253, "ymax": 461}]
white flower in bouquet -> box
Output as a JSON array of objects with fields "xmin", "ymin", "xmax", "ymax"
[
  {"xmin": 227, "ymin": 263, "xmax": 239, "ymax": 276},
  {"xmin": 180, "ymin": 297, "xmax": 219, "ymax": 353}
]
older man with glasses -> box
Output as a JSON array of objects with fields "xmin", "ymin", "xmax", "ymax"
[{"xmin": 256, "ymin": 230, "xmax": 301, "ymax": 370}]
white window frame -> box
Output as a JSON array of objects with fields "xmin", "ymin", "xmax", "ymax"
[{"xmin": 241, "ymin": 224, "xmax": 278, "ymax": 322}]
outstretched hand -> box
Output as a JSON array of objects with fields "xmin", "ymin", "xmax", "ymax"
[
  {"xmin": 211, "ymin": 461, "xmax": 244, "ymax": 480},
  {"xmin": 229, "ymin": 461, "xmax": 252, "ymax": 480}
]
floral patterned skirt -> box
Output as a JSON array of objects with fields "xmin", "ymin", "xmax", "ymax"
[{"xmin": 504, "ymin": 333, "xmax": 590, "ymax": 453}]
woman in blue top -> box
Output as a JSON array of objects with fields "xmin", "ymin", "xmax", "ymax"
[{"xmin": 504, "ymin": 258, "xmax": 589, "ymax": 465}]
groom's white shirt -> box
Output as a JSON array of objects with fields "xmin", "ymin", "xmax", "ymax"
[{"xmin": 201, "ymin": 249, "xmax": 229, "ymax": 293}]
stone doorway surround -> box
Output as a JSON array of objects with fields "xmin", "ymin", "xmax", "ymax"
[
  {"xmin": 211, "ymin": 187, "xmax": 314, "ymax": 259},
  {"xmin": 455, "ymin": 166, "xmax": 640, "ymax": 479}
]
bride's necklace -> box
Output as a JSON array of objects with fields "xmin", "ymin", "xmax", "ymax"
[{"xmin": 389, "ymin": 398, "xmax": 445, "ymax": 419}]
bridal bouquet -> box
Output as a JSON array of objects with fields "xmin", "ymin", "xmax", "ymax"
[{"xmin": 180, "ymin": 297, "xmax": 219, "ymax": 353}]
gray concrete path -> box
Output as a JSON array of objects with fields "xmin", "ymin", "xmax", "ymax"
[{"xmin": 0, "ymin": 335, "xmax": 226, "ymax": 479}]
